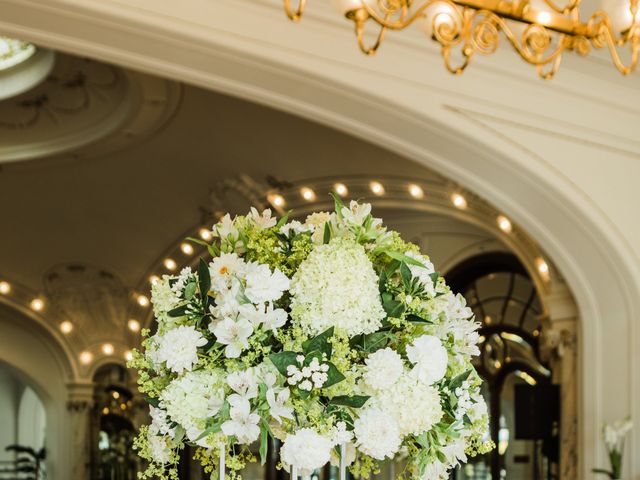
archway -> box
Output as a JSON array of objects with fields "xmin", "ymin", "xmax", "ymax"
[{"xmin": 0, "ymin": 4, "xmax": 638, "ymax": 477}]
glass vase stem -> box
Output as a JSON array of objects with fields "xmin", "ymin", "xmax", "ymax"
[
  {"xmin": 340, "ymin": 443, "xmax": 347, "ymax": 480},
  {"xmin": 219, "ymin": 444, "xmax": 225, "ymax": 480}
]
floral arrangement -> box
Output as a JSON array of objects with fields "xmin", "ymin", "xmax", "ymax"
[
  {"xmin": 130, "ymin": 196, "xmax": 493, "ymax": 480},
  {"xmin": 593, "ymin": 417, "xmax": 633, "ymax": 479}
]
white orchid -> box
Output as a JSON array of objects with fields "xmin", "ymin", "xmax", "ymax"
[{"xmin": 211, "ymin": 317, "xmax": 253, "ymax": 358}]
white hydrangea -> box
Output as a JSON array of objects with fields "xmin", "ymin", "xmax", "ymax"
[
  {"xmin": 280, "ymin": 428, "xmax": 333, "ymax": 476},
  {"xmin": 405, "ymin": 251, "xmax": 436, "ymax": 297},
  {"xmin": 161, "ymin": 370, "xmax": 225, "ymax": 441},
  {"xmin": 362, "ymin": 348, "xmax": 404, "ymax": 391},
  {"xmin": 406, "ymin": 335, "xmax": 448, "ymax": 385},
  {"xmin": 156, "ymin": 326, "xmax": 207, "ymax": 374},
  {"xmin": 353, "ymin": 408, "xmax": 402, "ymax": 460},
  {"xmin": 244, "ymin": 262, "xmax": 290, "ymax": 304},
  {"xmin": 148, "ymin": 435, "xmax": 172, "ymax": 464},
  {"xmin": 373, "ymin": 374, "xmax": 443, "ymax": 436},
  {"xmin": 151, "ymin": 276, "xmax": 181, "ymax": 320},
  {"xmin": 290, "ymin": 238, "xmax": 385, "ymax": 336}
]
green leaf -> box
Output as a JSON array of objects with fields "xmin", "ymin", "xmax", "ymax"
[
  {"xmin": 198, "ymin": 258, "xmax": 211, "ymax": 307},
  {"xmin": 145, "ymin": 396, "xmax": 160, "ymax": 408},
  {"xmin": 195, "ymin": 422, "xmax": 222, "ymax": 441},
  {"xmin": 384, "ymin": 250, "xmax": 426, "ymax": 267},
  {"xmin": 323, "ymin": 362, "xmax": 346, "ymax": 388},
  {"xmin": 330, "ymin": 192, "xmax": 345, "ymax": 217},
  {"xmin": 323, "ymin": 222, "xmax": 331, "ymax": 244},
  {"xmin": 303, "ymin": 327, "xmax": 334, "ymax": 357},
  {"xmin": 430, "ymin": 271, "xmax": 440, "ymax": 284},
  {"xmin": 329, "ymin": 395, "xmax": 370, "ymax": 408},
  {"xmin": 406, "ymin": 314, "xmax": 433, "ymax": 325},
  {"xmin": 207, "ymin": 244, "xmax": 220, "ymax": 257},
  {"xmin": 186, "ymin": 237, "xmax": 209, "ymax": 247},
  {"xmin": 184, "ymin": 282, "xmax": 197, "ymax": 300},
  {"xmin": 400, "ymin": 262, "xmax": 412, "ymax": 287},
  {"xmin": 269, "ymin": 351, "xmax": 298, "ymax": 376},
  {"xmin": 276, "ymin": 210, "xmax": 292, "ymax": 229},
  {"xmin": 259, "ymin": 420, "xmax": 270, "ymax": 465},
  {"xmin": 450, "ymin": 370, "xmax": 472, "ymax": 390},
  {"xmin": 168, "ymin": 304, "xmax": 189, "ymax": 318},
  {"xmin": 382, "ymin": 292, "xmax": 405, "ymax": 318}
]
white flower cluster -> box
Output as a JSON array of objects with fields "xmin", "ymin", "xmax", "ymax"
[
  {"xmin": 290, "ymin": 237, "xmax": 386, "ymax": 336},
  {"xmin": 286, "ymin": 355, "xmax": 329, "ymax": 391},
  {"xmin": 134, "ymin": 200, "xmax": 491, "ymax": 479}
]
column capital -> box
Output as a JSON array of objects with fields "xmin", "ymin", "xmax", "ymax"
[{"xmin": 66, "ymin": 381, "xmax": 94, "ymax": 411}]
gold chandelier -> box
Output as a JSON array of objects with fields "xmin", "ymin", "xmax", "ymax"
[{"xmin": 283, "ymin": 0, "xmax": 639, "ymax": 78}]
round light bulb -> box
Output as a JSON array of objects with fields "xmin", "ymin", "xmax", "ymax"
[
  {"xmin": 536, "ymin": 257, "xmax": 550, "ymax": 275},
  {"xmin": 333, "ymin": 183, "xmax": 349, "ymax": 197},
  {"xmin": 0, "ymin": 281, "xmax": 10, "ymax": 295},
  {"xmin": 79, "ymin": 351, "xmax": 93, "ymax": 365},
  {"xmin": 180, "ymin": 243, "xmax": 194, "ymax": 255},
  {"xmin": 300, "ymin": 187, "xmax": 317, "ymax": 202},
  {"xmin": 451, "ymin": 193, "xmax": 467, "ymax": 209},
  {"xmin": 30, "ymin": 298, "xmax": 44, "ymax": 311},
  {"xmin": 268, "ymin": 194, "xmax": 286, "ymax": 207},
  {"xmin": 127, "ymin": 319, "xmax": 141, "ymax": 332},
  {"xmin": 497, "ymin": 215, "xmax": 513, "ymax": 233},
  {"xmin": 60, "ymin": 321, "xmax": 74, "ymax": 334},
  {"xmin": 149, "ymin": 275, "xmax": 160, "ymax": 285},
  {"xmin": 101, "ymin": 343, "xmax": 114, "ymax": 355},
  {"xmin": 137, "ymin": 294, "xmax": 149, "ymax": 307},
  {"xmin": 198, "ymin": 228, "xmax": 213, "ymax": 241},
  {"xmin": 163, "ymin": 258, "xmax": 177, "ymax": 271},
  {"xmin": 124, "ymin": 350, "xmax": 134, "ymax": 362},
  {"xmin": 408, "ymin": 184, "xmax": 424, "ymax": 199},
  {"xmin": 369, "ymin": 181, "xmax": 385, "ymax": 196}
]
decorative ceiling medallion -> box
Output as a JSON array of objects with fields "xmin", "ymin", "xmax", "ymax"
[
  {"xmin": 0, "ymin": 37, "xmax": 36, "ymax": 71},
  {"xmin": 0, "ymin": 53, "xmax": 182, "ymax": 164}
]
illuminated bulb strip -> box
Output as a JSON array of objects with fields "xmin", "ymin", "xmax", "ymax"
[
  {"xmin": 300, "ymin": 187, "xmax": 317, "ymax": 201},
  {"xmin": 199, "ymin": 228, "xmax": 213, "ymax": 241},
  {"xmin": 0, "ymin": 281, "xmax": 10, "ymax": 294},
  {"xmin": 369, "ymin": 181, "xmax": 385, "ymax": 195},
  {"xmin": 60, "ymin": 321, "xmax": 74, "ymax": 334},
  {"xmin": 408, "ymin": 184, "xmax": 424, "ymax": 199},
  {"xmin": 30, "ymin": 298, "xmax": 44, "ymax": 311},
  {"xmin": 164, "ymin": 258, "xmax": 177, "ymax": 271},
  {"xmin": 180, "ymin": 243, "xmax": 194, "ymax": 255},
  {"xmin": 333, "ymin": 183, "xmax": 348, "ymax": 197},
  {"xmin": 137, "ymin": 295, "xmax": 149, "ymax": 307},
  {"xmin": 451, "ymin": 193, "xmax": 467, "ymax": 209},
  {"xmin": 102, "ymin": 343, "xmax": 114, "ymax": 355},
  {"xmin": 268, "ymin": 193, "xmax": 286, "ymax": 207},
  {"xmin": 497, "ymin": 215, "xmax": 512, "ymax": 233},
  {"xmin": 128, "ymin": 319, "xmax": 141, "ymax": 332},
  {"xmin": 79, "ymin": 351, "xmax": 93, "ymax": 365}
]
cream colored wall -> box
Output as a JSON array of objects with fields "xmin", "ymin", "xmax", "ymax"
[
  {"xmin": 0, "ymin": 368, "xmax": 21, "ymax": 462},
  {"xmin": 0, "ymin": 1, "xmax": 639, "ymax": 478}
]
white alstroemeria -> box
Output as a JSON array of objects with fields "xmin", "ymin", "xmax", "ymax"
[
  {"xmin": 341, "ymin": 200, "xmax": 372, "ymax": 225},
  {"xmin": 157, "ymin": 326, "xmax": 207, "ymax": 374},
  {"xmin": 214, "ymin": 214, "xmax": 239, "ymax": 240},
  {"xmin": 267, "ymin": 387, "xmax": 294, "ymax": 423},
  {"xmin": 249, "ymin": 207, "xmax": 277, "ymax": 229},
  {"xmin": 442, "ymin": 439, "xmax": 467, "ymax": 466},
  {"xmin": 445, "ymin": 292, "xmax": 474, "ymax": 321},
  {"xmin": 244, "ymin": 263, "xmax": 290, "ymax": 304},
  {"xmin": 279, "ymin": 220, "xmax": 313, "ymax": 236},
  {"xmin": 209, "ymin": 253, "xmax": 246, "ymax": 290},
  {"xmin": 406, "ymin": 335, "xmax": 448, "ymax": 385},
  {"xmin": 209, "ymin": 281, "xmax": 241, "ymax": 319},
  {"xmin": 221, "ymin": 397, "xmax": 261, "ymax": 445},
  {"xmin": 238, "ymin": 302, "xmax": 288, "ymax": 331},
  {"xmin": 211, "ymin": 317, "xmax": 253, "ymax": 358},
  {"xmin": 227, "ymin": 369, "xmax": 259, "ymax": 400}
]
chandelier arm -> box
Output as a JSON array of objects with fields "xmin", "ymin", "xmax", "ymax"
[
  {"xmin": 355, "ymin": 17, "xmax": 388, "ymax": 55},
  {"xmin": 496, "ymin": 15, "xmax": 569, "ymax": 65},
  {"xmin": 360, "ymin": 0, "xmax": 445, "ymax": 29},
  {"xmin": 587, "ymin": 12, "xmax": 640, "ymax": 74},
  {"xmin": 284, "ymin": 0, "xmax": 306, "ymax": 21},
  {"xmin": 539, "ymin": 0, "xmax": 581, "ymax": 15},
  {"xmin": 600, "ymin": 26, "xmax": 640, "ymax": 74},
  {"xmin": 535, "ymin": 54, "xmax": 563, "ymax": 79}
]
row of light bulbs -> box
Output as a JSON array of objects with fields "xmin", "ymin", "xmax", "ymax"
[{"xmin": 78, "ymin": 346, "xmax": 134, "ymax": 366}]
